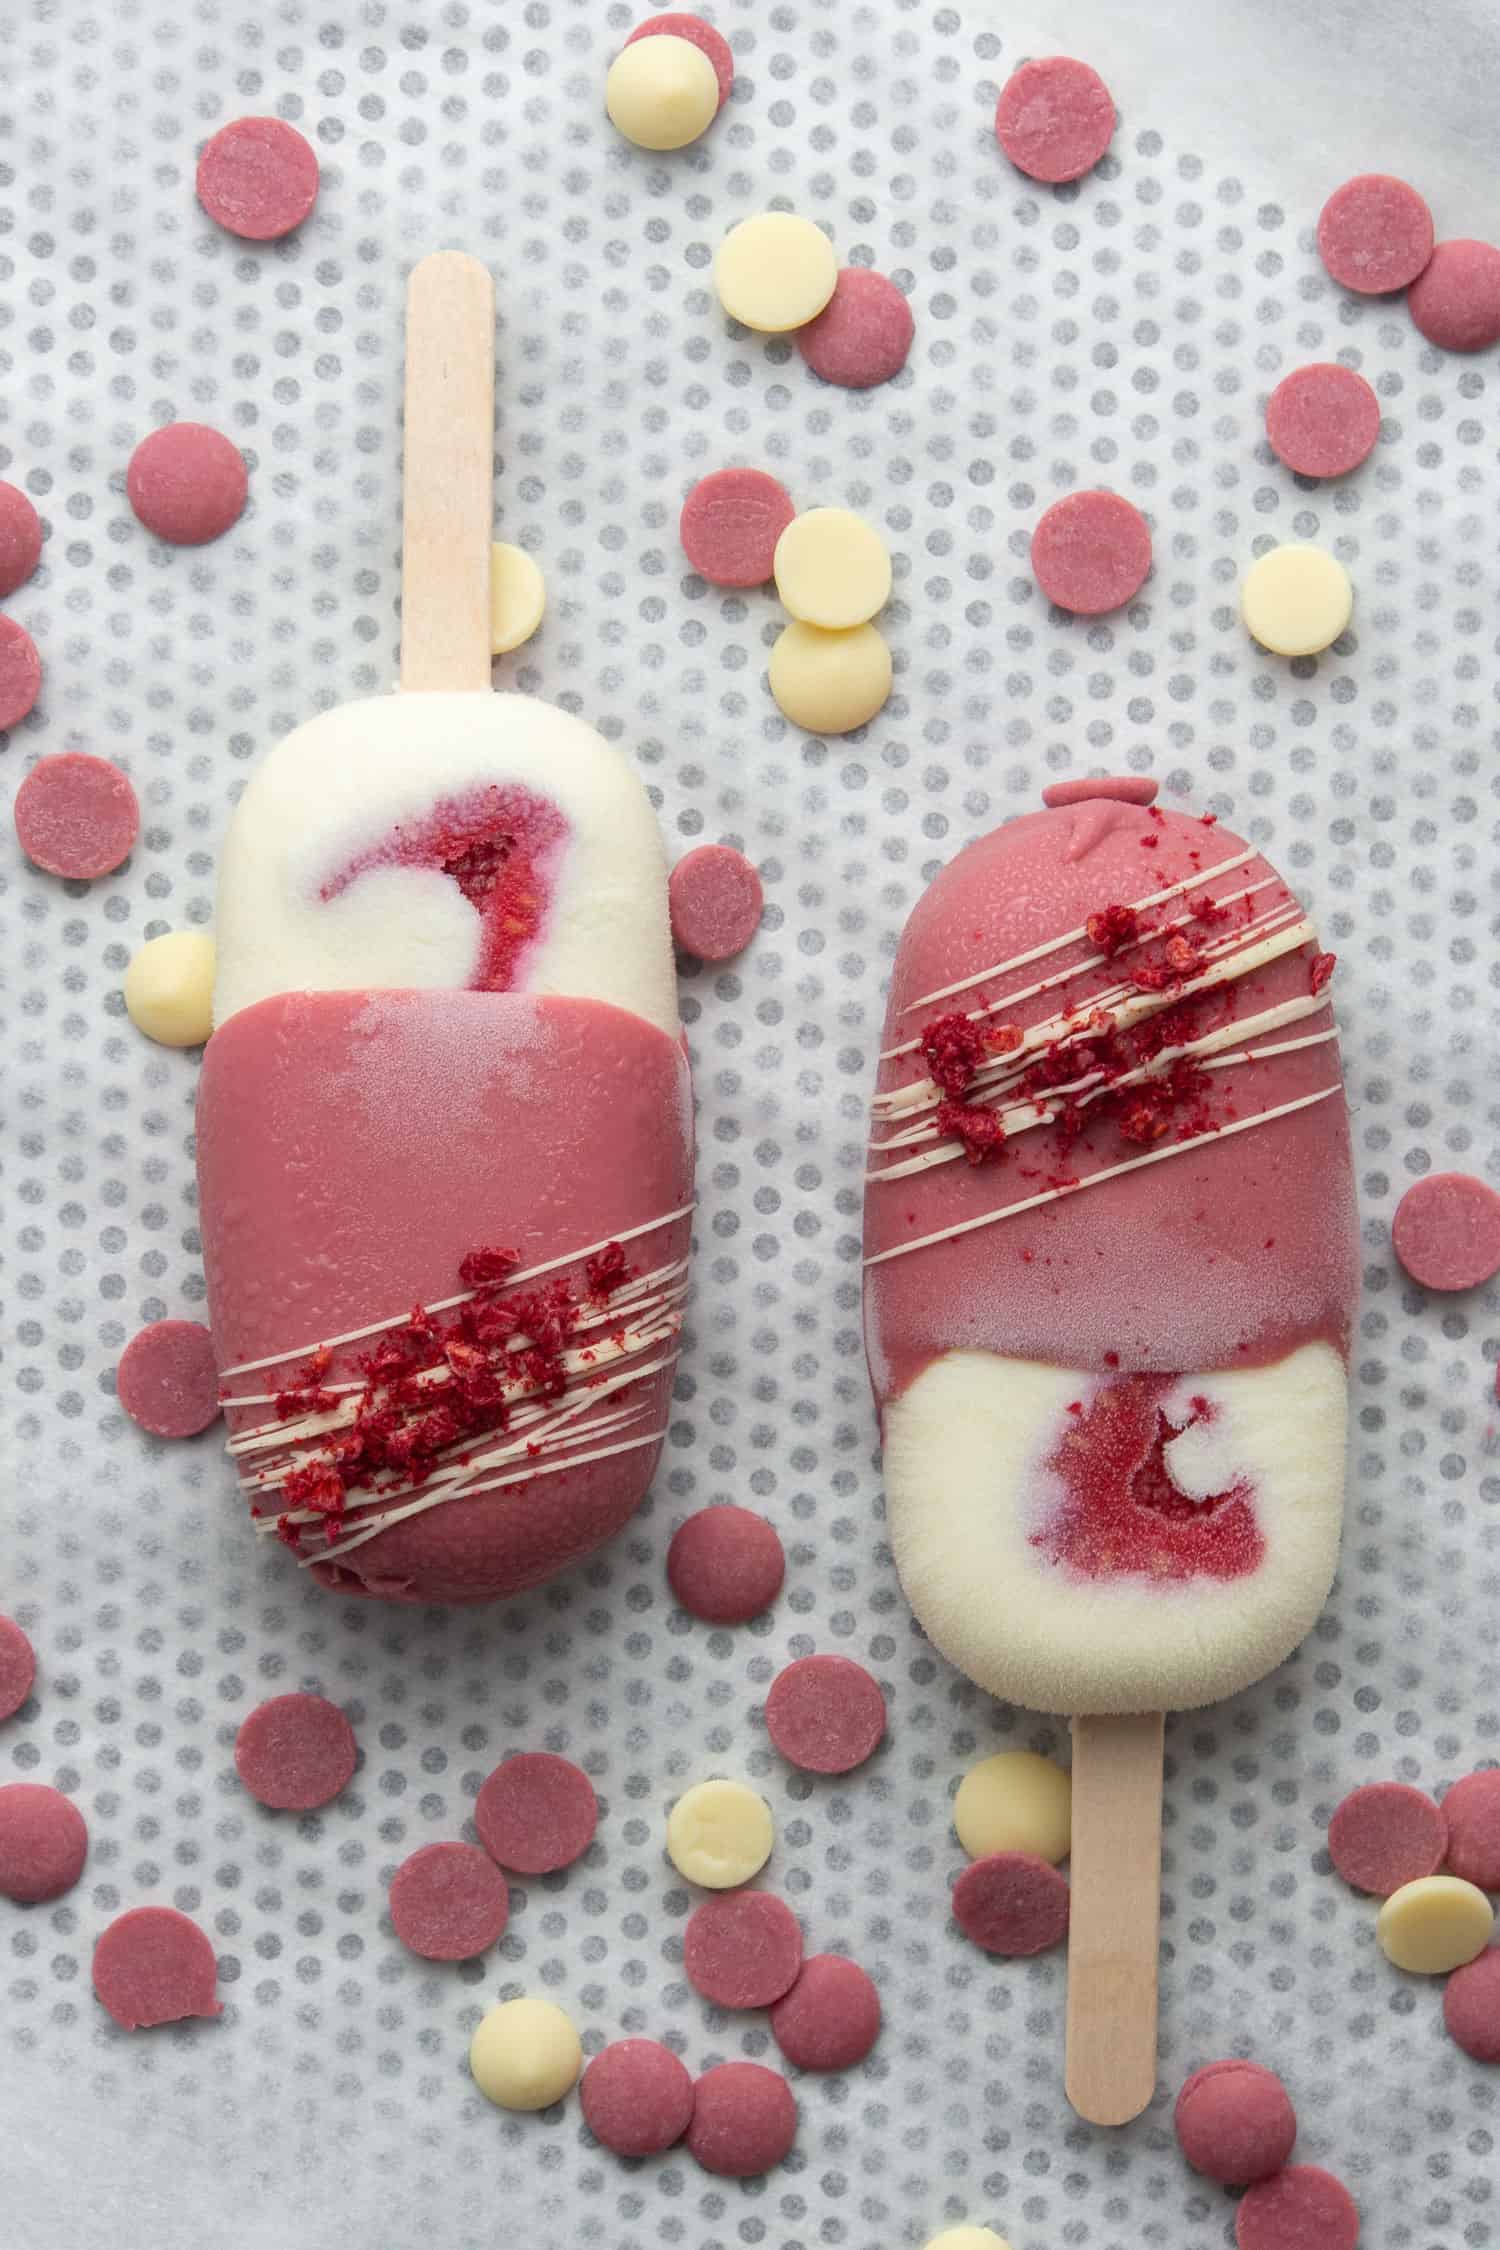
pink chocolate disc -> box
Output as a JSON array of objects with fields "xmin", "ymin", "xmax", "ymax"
[
  {"xmin": 235, "ymin": 1692, "xmax": 357, "ymax": 1811},
  {"xmin": 1444, "ymin": 1947, "xmax": 1500, "ymax": 2064},
  {"xmin": 93, "ymin": 1907, "xmax": 222, "ymax": 2030},
  {"xmin": 1318, "ymin": 174, "xmax": 1434, "ymax": 295},
  {"xmin": 686, "ymin": 2061, "xmax": 797, "ymax": 2177},
  {"xmin": 196, "ymin": 116, "xmax": 320, "ymax": 242},
  {"xmin": 1174, "ymin": 2058, "xmax": 1298, "ymax": 2185},
  {"xmin": 475, "ymin": 1751, "xmax": 598, "ymax": 1873},
  {"xmin": 0, "ymin": 1782, "xmax": 88, "ymax": 1903},
  {"xmin": 1392, "ymin": 1172, "xmax": 1500, "ymax": 1291},
  {"xmin": 0, "ymin": 480, "xmax": 43, "ymax": 597},
  {"xmin": 797, "ymin": 268, "xmax": 915, "ymax": 389},
  {"xmin": 1266, "ymin": 363, "xmax": 1381, "ymax": 479},
  {"xmin": 389, "ymin": 1841, "xmax": 509, "ymax": 1960},
  {"xmin": 1042, "ymin": 774, "xmax": 1158, "ymax": 809},
  {"xmin": 669, "ymin": 844, "xmax": 765, "ymax": 961},
  {"xmin": 1442, "ymin": 1770, "xmax": 1500, "ymax": 1891},
  {"xmin": 1327, "ymin": 1781, "xmax": 1447, "ymax": 1895},
  {"xmin": 0, "ymin": 1616, "xmax": 37, "ymax": 1722},
  {"xmin": 0, "ymin": 615, "xmax": 42, "ymax": 733},
  {"xmin": 127, "ymin": 423, "xmax": 249, "ymax": 545},
  {"xmin": 995, "ymin": 56, "xmax": 1115, "ymax": 185},
  {"xmin": 667, "ymin": 1504, "xmax": 786, "ymax": 1623},
  {"xmin": 680, "ymin": 467, "xmax": 796, "ymax": 588},
  {"xmin": 116, "ymin": 1320, "xmax": 221, "ymax": 1439},
  {"xmin": 1407, "ymin": 239, "xmax": 1500, "ymax": 352},
  {"xmin": 580, "ymin": 2038, "xmax": 697, "ymax": 2156},
  {"xmin": 684, "ymin": 1889, "xmax": 804, "ymax": 2009},
  {"xmin": 1235, "ymin": 2165, "xmax": 1360, "ymax": 2250},
  {"xmin": 1031, "ymin": 490, "xmax": 1151, "ymax": 614},
  {"xmin": 770, "ymin": 1952, "xmax": 882, "ymax": 2071},
  {"xmin": 625, "ymin": 13, "xmax": 734, "ymax": 110},
  {"xmin": 15, "ymin": 751, "xmax": 138, "ymax": 879},
  {"xmin": 765, "ymin": 1654, "xmax": 887, "ymax": 1775},
  {"xmin": 953, "ymin": 1850, "xmax": 1070, "ymax": 1956}
]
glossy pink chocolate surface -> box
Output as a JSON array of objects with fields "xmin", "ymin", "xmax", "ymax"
[
  {"xmin": 198, "ymin": 989, "xmax": 693, "ymax": 1603},
  {"xmin": 864, "ymin": 799, "xmax": 1358, "ymax": 1403}
]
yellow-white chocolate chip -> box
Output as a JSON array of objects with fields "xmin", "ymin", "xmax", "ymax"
[
  {"xmin": 1241, "ymin": 543, "xmax": 1353, "ymax": 656},
  {"xmin": 769, "ymin": 620, "xmax": 892, "ymax": 735},
  {"xmin": 923, "ymin": 2229, "xmax": 1014, "ymax": 2250},
  {"xmin": 1376, "ymin": 1875, "xmax": 1494, "ymax": 1974},
  {"xmin": 954, "ymin": 1751, "xmax": 1072, "ymax": 1865},
  {"xmin": 123, "ymin": 929, "xmax": 217, "ymax": 1048},
  {"xmin": 714, "ymin": 212, "xmax": 838, "ymax": 334},
  {"xmin": 490, "ymin": 541, "xmax": 547, "ymax": 655},
  {"xmin": 469, "ymin": 1996, "xmax": 582, "ymax": 2110},
  {"xmin": 605, "ymin": 34, "xmax": 720, "ymax": 151},
  {"xmin": 773, "ymin": 507, "xmax": 892, "ymax": 630},
  {"xmin": 665, "ymin": 1778, "xmax": 774, "ymax": 1889}
]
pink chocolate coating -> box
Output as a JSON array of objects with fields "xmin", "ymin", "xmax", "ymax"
[
  {"xmin": 864, "ymin": 800, "xmax": 1358, "ymax": 1399},
  {"xmin": 197, "ymin": 989, "xmax": 693, "ymax": 1604}
]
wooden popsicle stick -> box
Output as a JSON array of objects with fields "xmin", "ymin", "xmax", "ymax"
[
  {"xmin": 400, "ymin": 250, "xmax": 496, "ymax": 692},
  {"xmin": 1064, "ymin": 1709, "xmax": 1164, "ymax": 2127}
]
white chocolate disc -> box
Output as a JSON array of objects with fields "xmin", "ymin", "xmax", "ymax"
[
  {"xmin": 715, "ymin": 213, "xmax": 838, "ymax": 333},
  {"xmin": 489, "ymin": 540, "xmax": 546, "ymax": 655},
  {"xmin": 606, "ymin": 33, "xmax": 720, "ymax": 151},
  {"xmin": 1242, "ymin": 543, "xmax": 1353, "ymax": 656},
  {"xmin": 773, "ymin": 507, "xmax": 892, "ymax": 629},
  {"xmin": 769, "ymin": 620, "xmax": 892, "ymax": 734}
]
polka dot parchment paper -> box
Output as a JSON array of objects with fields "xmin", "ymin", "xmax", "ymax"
[{"xmin": 1, "ymin": 4, "xmax": 1498, "ymax": 2247}]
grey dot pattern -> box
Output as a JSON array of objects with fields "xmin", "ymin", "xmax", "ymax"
[{"xmin": 1, "ymin": 5, "xmax": 1498, "ymax": 2248}]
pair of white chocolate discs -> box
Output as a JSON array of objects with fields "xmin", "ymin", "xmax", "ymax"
[{"xmin": 768, "ymin": 506, "xmax": 895, "ymax": 735}]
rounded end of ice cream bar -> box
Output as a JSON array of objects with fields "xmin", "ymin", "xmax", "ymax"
[{"xmin": 1040, "ymin": 774, "xmax": 1159, "ymax": 810}]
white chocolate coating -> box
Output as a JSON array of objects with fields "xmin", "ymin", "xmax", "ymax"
[
  {"xmin": 213, "ymin": 691, "xmax": 678, "ymax": 1035},
  {"xmin": 883, "ymin": 1343, "xmax": 1348, "ymax": 1716}
]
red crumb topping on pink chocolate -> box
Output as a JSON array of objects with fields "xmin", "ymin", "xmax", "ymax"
[
  {"xmin": 1035, "ymin": 1377, "xmax": 1263, "ymax": 1582},
  {"xmin": 322, "ymin": 784, "xmax": 569, "ymax": 992}
]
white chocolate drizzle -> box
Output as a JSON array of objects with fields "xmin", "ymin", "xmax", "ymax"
[
  {"xmin": 863, "ymin": 1085, "xmax": 1341, "ymax": 1268},
  {"xmin": 216, "ymin": 1206, "xmax": 693, "ymax": 1568},
  {"xmin": 895, "ymin": 841, "xmax": 1260, "ymax": 1019}
]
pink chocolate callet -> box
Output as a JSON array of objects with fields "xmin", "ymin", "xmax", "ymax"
[
  {"xmin": 1442, "ymin": 1770, "xmax": 1500, "ymax": 1891},
  {"xmin": 389, "ymin": 1841, "xmax": 509, "ymax": 1960},
  {"xmin": 116, "ymin": 1319, "xmax": 221, "ymax": 1439},
  {"xmin": 684, "ymin": 1889, "xmax": 804, "ymax": 2009},
  {"xmin": 765, "ymin": 1654, "xmax": 887, "ymax": 1775},
  {"xmin": 770, "ymin": 1952, "xmax": 882, "ymax": 2071},
  {"xmin": 995, "ymin": 56, "xmax": 1115, "ymax": 184},
  {"xmin": 1235, "ymin": 2165, "xmax": 1360, "ymax": 2250},
  {"xmin": 1407, "ymin": 239, "xmax": 1500, "ymax": 352},
  {"xmin": 796, "ymin": 267, "xmax": 915, "ymax": 389},
  {"xmin": 196, "ymin": 117, "xmax": 320, "ymax": 241},
  {"xmin": 1444, "ymin": 1947, "xmax": 1500, "ymax": 2065},
  {"xmin": 1317, "ymin": 174, "xmax": 1434, "ymax": 295},
  {"xmin": 0, "ymin": 1616, "xmax": 37, "ymax": 1723},
  {"xmin": 680, "ymin": 467, "xmax": 796, "ymax": 587},
  {"xmin": 1392, "ymin": 1172, "xmax": 1500, "ymax": 1291},
  {"xmin": 93, "ymin": 1907, "xmax": 222, "ymax": 2030},
  {"xmin": 1041, "ymin": 774, "xmax": 1159, "ymax": 809},
  {"xmin": 686, "ymin": 2061, "xmax": 797, "ymax": 2177},
  {"xmin": 0, "ymin": 615, "xmax": 42, "ymax": 733},
  {"xmin": 626, "ymin": 13, "xmax": 734, "ymax": 110},
  {"xmin": 127, "ymin": 422, "xmax": 249, "ymax": 545},
  {"xmin": 0, "ymin": 1782, "xmax": 88, "ymax": 1904},
  {"xmin": 1031, "ymin": 490, "xmax": 1152, "ymax": 615},
  {"xmin": 15, "ymin": 751, "xmax": 138, "ymax": 879},
  {"xmin": 953, "ymin": 1850, "xmax": 1070, "ymax": 1956},
  {"xmin": 235, "ymin": 1692, "xmax": 357, "ymax": 1811},
  {"xmin": 580, "ymin": 2038, "xmax": 697, "ymax": 2156},
  {"xmin": 667, "ymin": 1504, "xmax": 786, "ymax": 1623},
  {"xmin": 475, "ymin": 1751, "xmax": 598, "ymax": 1874},
  {"xmin": 0, "ymin": 480, "xmax": 43, "ymax": 597},
  {"xmin": 1326, "ymin": 1781, "xmax": 1447, "ymax": 1895},
  {"xmin": 1174, "ymin": 2058, "xmax": 1298, "ymax": 2185},
  {"xmin": 1266, "ymin": 364, "xmax": 1381, "ymax": 479},
  {"xmin": 669, "ymin": 844, "xmax": 764, "ymax": 962}
]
